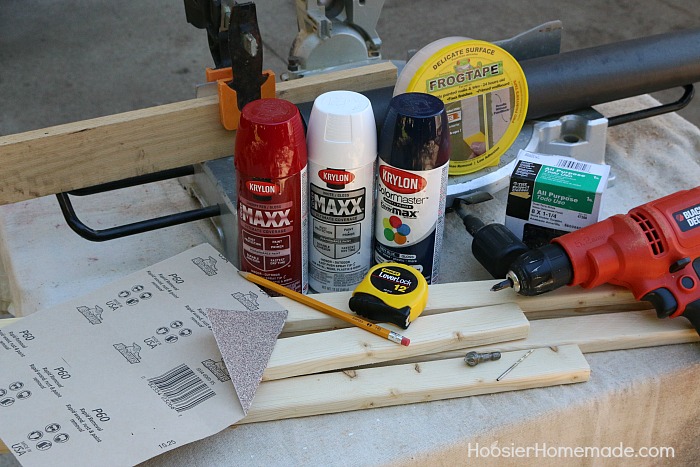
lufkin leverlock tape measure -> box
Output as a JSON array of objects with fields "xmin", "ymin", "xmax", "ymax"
[{"xmin": 349, "ymin": 263, "xmax": 429, "ymax": 329}]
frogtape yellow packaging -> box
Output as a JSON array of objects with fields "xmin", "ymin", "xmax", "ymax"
[{"xmin": 394, "ymin": 38, "xmax": 528, "ymax": 175}]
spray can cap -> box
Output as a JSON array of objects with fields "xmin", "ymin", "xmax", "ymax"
[
  {"xmin": 379, "ymin": 92, "xmax": 450, "ymax": 171},
  {"xmin": 235, "ymin": 98, "xmax": 307, "ymax": 179},
  {"xmin": 307, "ymin": 91, "xmax": 377, "ymax": 168}
]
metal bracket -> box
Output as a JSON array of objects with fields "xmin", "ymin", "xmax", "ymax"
[{"xmin": 56, "ymin": 166, "xmax": 221, "ymax": 242}]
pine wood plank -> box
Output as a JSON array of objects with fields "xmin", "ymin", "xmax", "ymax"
[
  {"xmin": 0, "ymin": 62, "xmax": 397, "ymax": 205},
  {"xmin": 277, "ymin": 282, "xmax": 640, "ymax": 334},
  {"xmin": 381, "ymin": 309, "xmax": 699, "ymax": 366},
  {"xmin": 1, "ymin": 310, "xmax": 695, "ymax": 453},
  {"xmin": 481, "ymin": 309, "xmax": 699, "ymax": 354},
  {"xmin": 0, "ymin": 345, "xmax": 586, "ymax": 454},
  {"xmin": 5, "ymin": 308, "xmax": 692, "ymax": 360},
  {"xmin": 0, "ymin": 281, "xmax": 642, "ymax": 336},
  {"xmin": 262, "ymin": 303, "xmax": 529, "ymax": 381},
  {"xmin": 244, "ymin": 345, "xmax": 588, "ymax": 424},
  {"xmin": 274, "ymin": 61, "xmax": 397, "ymax": 103},
  {"xmin": 0, "ymin": 318, "xmax": 18, "ymax": 329}
]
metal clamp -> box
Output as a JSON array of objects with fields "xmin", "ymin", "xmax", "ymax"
[{"xmin": 56, "ymin": 166, "xmax": 221, "ymax": 242}]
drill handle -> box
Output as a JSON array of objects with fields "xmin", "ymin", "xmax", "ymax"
[
  {"xmin": 682, "ymin": 299, "xmax": 700, "ymax": 336},
  {"xmin": 643, "ymin": 288, "xmax": 700, "ymax": 336}
]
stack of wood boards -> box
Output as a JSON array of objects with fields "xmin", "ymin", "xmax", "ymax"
[
  {"xmin": 0, "ymin": 281, "xmax": 698, "ymax": 454},
  {"xmin": 237, "ymin": 281, "xmax": 698, "ymax": 423}
]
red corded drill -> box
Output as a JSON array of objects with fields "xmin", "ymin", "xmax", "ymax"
[{"xmin": 492, "ymin": 187, "xmax": 700, "ymax": 333}]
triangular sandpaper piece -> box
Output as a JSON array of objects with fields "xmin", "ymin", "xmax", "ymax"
[{"xmin": 207, "ymin": 307, "xmax": 287, "ymax": 414}]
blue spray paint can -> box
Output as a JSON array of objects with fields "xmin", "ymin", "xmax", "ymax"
[{"xmin": 373, "ymin": 92, "xmax": 450, "ymax": 284}]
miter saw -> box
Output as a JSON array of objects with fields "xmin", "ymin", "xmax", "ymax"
[
  {"xmin": 284, "ymin": 0, "xmax": 384, "ymax": 80},
  {"xmin": 56, "ymin": 0, "xmax": 700, "ymax": 269}
]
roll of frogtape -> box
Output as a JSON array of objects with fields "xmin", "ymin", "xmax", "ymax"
[{"xmin": 394, "ymin": 38, "xmax": 528, "ymax": 175}]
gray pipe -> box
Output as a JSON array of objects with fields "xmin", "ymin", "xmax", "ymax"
[{"xmin": 522, "ymin": 28, "xmax": 700, "ymax": 119}]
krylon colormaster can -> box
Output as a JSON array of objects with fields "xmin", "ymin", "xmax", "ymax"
[
  {"xmin": 234, "ymin": 98, "xmax": 308, "ymax": 294},
  {"xmin": 306, "ymin": 91, "xmax": 377, "ymax": 293},
  {"xmin": 374, "ymin": 92, "xmax": 450, "ymax": 284}
]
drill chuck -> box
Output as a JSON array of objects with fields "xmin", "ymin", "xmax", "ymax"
[
  {"xmin": 503, "ymin": 243, "xmax": 573, "ymax": 296},
  {"xmin": 455, "ymin": 203, "xmax": 530, "ymax": 279}
]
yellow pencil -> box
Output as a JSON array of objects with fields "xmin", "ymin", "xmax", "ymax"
[{"xmin": 238, "ymin": 271, "xmax": 410, "ymax": 346}]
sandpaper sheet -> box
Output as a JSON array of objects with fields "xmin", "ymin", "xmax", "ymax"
[{"xmin": 0, "ymin": 243, "xmax": 287, "ymax": 466}]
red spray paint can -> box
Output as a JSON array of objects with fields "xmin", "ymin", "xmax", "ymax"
[{"xmin": 234, "ymin": 98, "xmax": 308, "ymax": 293}]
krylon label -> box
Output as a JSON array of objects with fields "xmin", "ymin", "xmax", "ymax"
[
  {"xmin": 245, "ymin": 180, "xmax": 280, "ymax": 196},
  {"xmin": 318, "ymin": 169, "xmax": 355, "ymax": 187},
  {"xmin": 379, "ymin": 165, "xmax": 427, "ymax": 194}
]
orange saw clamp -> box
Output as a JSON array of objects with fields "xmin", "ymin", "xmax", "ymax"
[{"xmin": 188, "ymin": 1, "xmax": 276, "ymax": 130}]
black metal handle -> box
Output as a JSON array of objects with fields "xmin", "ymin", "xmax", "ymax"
[
  {"xmin": 56, "ymin": 165, "xmax": 221, "ymax": 242},
  {"xmin": 607, "ymin": 84, "xmax": 694, "ymax": 127}
]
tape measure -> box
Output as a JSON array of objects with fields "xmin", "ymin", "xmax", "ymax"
[{"xmin": 348, "ymin": 263, "xmax": 429, "ymax": 329}]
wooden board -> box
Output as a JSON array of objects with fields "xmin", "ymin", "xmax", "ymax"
[
  {"xmin": 379, "ymin": 309, "xmax": 699, "ymax": 367},
  {"xmin": 478, "ymin": 309, "xmax": 699, "ymax": 354},
  {"xmin": 4, "ymin": 308, "xmax": 693, "ymax": 363},
  {"xmin": 277, "ymin": 282, "xmax": 641, "ymax": 334},
  {"xmin": 0, "ymin": 281, "xmax": 645, "ymax": 336},
  {"xmin": 0, "ymin": 318, "xmax": 17, "ymax": 329},
  {"xmin": 263, "ymin": 303, "xmax": 529, "ymax": 381},
  {"xmin": 0, "ymin": 345, "xmax": 586, "ymax": 454},
  {"xmin": 0, "ymin": 62, "xmax": 398, "ymax": 205},
  {"xmin": 245, "ymin": 345, "xmax": 588, "ymax": 424},
  {"xmin": 2, "ymin": 307, "xmax": 695, "ymax": 453}
]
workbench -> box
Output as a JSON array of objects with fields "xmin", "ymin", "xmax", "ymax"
[{"xmin": 0, "ymin": 94, "xmax": 699, "ymax": 465}]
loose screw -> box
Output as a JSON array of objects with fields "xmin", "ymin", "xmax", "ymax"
[{"xmin": 464, "ymin": 351, "xmax": 501, "ymax": 367}]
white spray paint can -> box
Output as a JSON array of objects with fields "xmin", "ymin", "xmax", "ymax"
[{"xmin": 306, "ymin": 91, "xmax": 377, "ymax": 292}]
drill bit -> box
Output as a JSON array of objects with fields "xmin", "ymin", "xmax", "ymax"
[
  {"xmin": 464, "ymin": 351, "xmax": 501, "ymax": 367},
  {"xmin": 491, "ymin": 279, "xmax": 513, "ymax": 292},
  {"xmin": 496, "ymin": 349, "xmax": 534, "ymax": 381}
]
